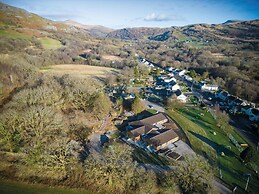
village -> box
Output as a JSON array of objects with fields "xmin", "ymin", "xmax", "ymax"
[
  {"xmin": 139, "ymin": 57, "xmax": 259, "ymax": 122},
  {"xmin": 97, "ymin": 56, "xmax": 259, "ymax": 166}
]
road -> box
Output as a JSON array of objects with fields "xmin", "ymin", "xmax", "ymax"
[{"xmin": 141, "ymin": 99, "xmax": 165, "ymax": 112}]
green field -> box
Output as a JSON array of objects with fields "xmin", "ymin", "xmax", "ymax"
[
  {"xmin": 167, "ymin": 107, "xmax": 259, "ymax": 193},
  {"xmin": 0, "ymin": 179, "xmax": 92, "ymax": 194},
  {"xmin": 0, "ymin": 30, "xmax": 31, "ymax": 40},
  {"xmin": 38, "ymin": 37, "xmax": 62, "ymax": 49}
]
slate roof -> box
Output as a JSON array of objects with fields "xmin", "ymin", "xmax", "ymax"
[{"xmin": 148, "ymin": 129, "xmax": 179, "ymax": 147}]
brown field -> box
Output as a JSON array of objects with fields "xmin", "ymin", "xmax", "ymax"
[
  {"xmin": 102, "ymin": 54, "xmax": 123, "ymax": 61},
  {"xmin": 211, "ymin": 53, "xmax": 226, "ymax": 58},
  {"xmin": 41, "ymin": 64, "xmax": 120, "ymax": 77}
]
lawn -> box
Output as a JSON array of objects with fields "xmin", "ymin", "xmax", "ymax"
[
  {"xmin": 38, "ymin": 37, "xmax": 62, "ymax": 49},
  {"xmin": 0, "ymin": 179, "xmax": 92, "ymax": 194},
  {"xmin": 167, "ymin": 107, "xmax": 259, "ymax": 193}
]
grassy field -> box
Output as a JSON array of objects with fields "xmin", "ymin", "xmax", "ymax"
[
  {"xmin": 38, "ymin": 37, "xmax": 62, "ymax": 49},
  {"xmin": 41, "ymin": 64, "xmax": 120, "ymax": 78},
  {"xmin": 102, "ymin": 54, "xmax": 123, "ymax": 61},
  {"xmin": 0, "ymin": 179, "xmax": 92, "ymax": 194},
  {"xmin": 0, "ymin": 30, "xmax": 31, "ymax": 40},
  {"xmin": 167, "ymin": 107, "xmax": 259, "ymax": 193}
]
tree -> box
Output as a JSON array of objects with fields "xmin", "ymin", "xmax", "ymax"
[
  {"xmin": 105, "ymin": 73, "xmax": 117, "ymax": 86},
  {"xmin": 176, "ymin": 155, "xmax": 214, "ymax": 193},
  {"xmin": 201, "ymin": 71, "xmax": 209, "ymax": 80},
  {"xmin": 89, "ymin": 91, "xmax": 112, "ymax": 118},
  {"xmin": 131, "ymin": 96, "xmax": 144, "ymax": 114},
  {"xmin": 116, "ymin": 97, "xmax": 124, "ymax": 115},
  {"xmin": 84, "ymin": 143, "xmax": 164, "ymax": 193},
  {"xmin": 214, "ymin": 104, "xmax": 232, "ymax": 133},
  {"xmin": 166, "ymin": 94, "xmax": 184, "ymax": 110},
  {"xmin": 240, "ymin": 147, "xmax": 256, "ymax": 163},
  {"xmin": 189, "ymin": 70, "xmax": 197, "ymax": 78}
]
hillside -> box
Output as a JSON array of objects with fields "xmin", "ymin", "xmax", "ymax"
[
  {"xmin": 63, "ymin": 20, "xmax": 114, "ymax": 37},
  {"xmin": 106, "ymin": 27, "xmax": 171, "ymax": 40},
  {"xmin": 107, "ymin": 20, "xmax": 259, "ymax": 42},
  {"xmin": 0, "ymin": 2, "xmax": 112, "ymax": 36}
]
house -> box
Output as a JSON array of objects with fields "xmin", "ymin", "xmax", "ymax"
[
  {"xmin": 124, "ymin": 93, "xmax": 135, "ymax": 100},
  {"xmin": 127, "ymin": 124, "xmax": 155, "ymax": 141},
  {"xmin": 168, "ymin": 72, "xmax": 174, "ymax": 77},
  {"xmin": 164, "ymin": 77, "xmax": 176, "ymax": 83},
  {"xmin": 184, "ymin": 75, "xmax": 193, "ymax": 81},
  {"xmin": 145, "ymin": 129, "xmax": 179, "ymax": 150},
  {"xmin": 128, "ymin": 113, "xmax": 168, "ymax": 128},
  {"xmin": 171, "ymin": 83, "xmax": 180, "ymax": 91},
  {"xmin": 215, "ymin": 91, "xmax": 229, "ymax": 101},
  {"xmin": 127, "ymin": 113, "xmax": 180, "ymax": 151},
  {"xmin": 246, "ymin": 108, "xmax": 259, "ymax": 122},
  {"xmin": 174, "ymin": 90, "xmax": 187, "ymax": 103},
  {"xmin": 178, "ymin": 70, "xmax": 186, "ymax": 77},
  {"xmin": 200, "ymin": 83, "xmax": 218, "ymax": 91},
  {"xmin": 165, "ymin": 66, "xmax": 174, "ymax": 72}
]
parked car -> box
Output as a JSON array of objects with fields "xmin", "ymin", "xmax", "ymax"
[{"xmin": 148, "ymin": 104, "xmax": 154, "ymax": 109}]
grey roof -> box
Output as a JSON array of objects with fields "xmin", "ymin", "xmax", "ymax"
[
  {"xmin": 129, "ymin": 113, "xmax": 168, "ymax": 126},
  {"xmin": 148, "ymin": 129, "xmax": 179, "ymax": 147}
]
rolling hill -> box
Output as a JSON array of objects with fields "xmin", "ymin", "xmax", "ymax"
[
  {"xmin": 63, "ymin": 20, "xmax": 114, "ymax": 37},
  {"xmin": 106, "ymin": 20, "xmax": 259, "ymax": 43},
  {"xmin": 0, "ymin": 2, "xmax": 113, "ymax": 37}
]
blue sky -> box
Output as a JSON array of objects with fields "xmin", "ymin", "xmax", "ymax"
[{"xmin": 2, "ymin": 0, "xmax": 259, "ymax": 28}]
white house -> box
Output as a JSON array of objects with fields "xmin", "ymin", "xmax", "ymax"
[
  {"xmin": 171, "ymin": 83, "xmax": 180, "ymax": 91},
  {"xmin": 168, "ymin": 72, "xmax": 174, "ymax": 77},
  {"xmin": 174, "ymin": 90, "xmax": 187, "ymax": 103},
  {"xmin": 166, "ymin": 66, "xmax": 174, "ymax": 72},
  {"xmin": 178, "ymin": 70, "xmax": 186, "ymax": 77},
  {"xmin": 164, "ymin": 77, "xmax": 176, "ymax": 83},
  {"xmin": 201, "ymin": 83, "xmax": 218, "ymax": 91},
  {"xmin": 184, "ymin": 75, "xmax": 193, "ymax": 81}
]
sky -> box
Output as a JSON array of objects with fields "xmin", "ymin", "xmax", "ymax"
[{"xmin": 2, "ymin": 0, "xmax": 259, "ymax": 29}]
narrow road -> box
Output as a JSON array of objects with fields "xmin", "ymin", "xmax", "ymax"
[{"xmin": 141, "ymin": 99, "xmax": 165, "ymax": 112}]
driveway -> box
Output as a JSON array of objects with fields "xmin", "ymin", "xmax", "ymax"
[{"xmin": 141, "ymin": 99, "xmax": 165, "ymax": 112}]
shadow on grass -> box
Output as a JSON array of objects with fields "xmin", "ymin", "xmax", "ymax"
[
  {"xmin": 132, "ymin": 148, "xmax": 168, "ymax": 166},
  {"xmin": 181, "ymin": 109, "xmax": 226, "ymax": 136},
  {"xmin": 189, "ymin": 131, "xmax": 235, "ymax": 156}
]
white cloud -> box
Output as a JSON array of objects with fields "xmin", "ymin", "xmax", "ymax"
[{"xmin": 144, "ymin": 13, "xmax": 184, "ymax": 22}]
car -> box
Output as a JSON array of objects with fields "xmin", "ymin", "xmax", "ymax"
[
  {"xmin": 208, "ymin": 97, "xmax": 212, "ymax": 100},
  {"xmin": 148, "ymin": 104, "xmax": 154, "ymax": 109}
]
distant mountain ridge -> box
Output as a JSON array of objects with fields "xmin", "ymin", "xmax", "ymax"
[
  {"xmin": 1, "ymin": 2, "xmax": 258, "ymax": 41},
  {"xmin": 107, "ymin": 20, "xmax": 259, "ymax": 42},
  {"xmin": 63, "ymin": 20, "xmax": 114, "ymax": 37},
  {"xmin": 0, "ymin": 2, "xmax": 113, "ymax": 37}
]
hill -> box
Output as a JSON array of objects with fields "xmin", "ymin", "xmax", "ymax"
[
  {"xmin": 0, "ymin": 2, "xmax": 113, "ymax": 37},
  {"xmin": 106, "ymin": 27, "xmax": 171, "ymax": 40},
  {"xmin": 107, "ymin": 20, "xmax": 259, "ymax": 42},
  {"xmin": 63, "ymin": 20, "xmax": 114, "ymax": 37}
]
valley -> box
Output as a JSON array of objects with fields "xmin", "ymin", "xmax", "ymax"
[{"xmin": 0, "ymin": 1, "xmax": 258, "ymax": 194}]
